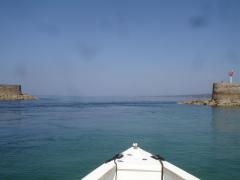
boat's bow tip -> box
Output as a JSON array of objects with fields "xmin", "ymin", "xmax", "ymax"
[{"xmin": 132, "ymin": 142, "xmax": 139, "ymax": 149}]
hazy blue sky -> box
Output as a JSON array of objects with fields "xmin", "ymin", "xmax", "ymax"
[{"xmin": 0, "ymin": 0, "xmax": 240, "ymax": 96}]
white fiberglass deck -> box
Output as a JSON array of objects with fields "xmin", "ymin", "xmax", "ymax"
[{"xmin": 82, "ymin": 144, "xmax": 200, "ymax": 180}]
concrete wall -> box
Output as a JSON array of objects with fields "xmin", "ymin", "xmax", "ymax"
[
  {"xmin": 212, "ymin": 83, "xmax": 240, "ymax": 103},
  {"xmin": 0, "ymin": 85, "xmax": 22, "ymax": 96}
]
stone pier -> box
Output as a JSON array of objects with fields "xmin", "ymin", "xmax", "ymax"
[
  {"xmin": 0, "ymin": 84, "xmax": 37, "ymax": 101},
  {"xmin": 179, "ymin": 83, "xmax": 240, "ymax": 106}
]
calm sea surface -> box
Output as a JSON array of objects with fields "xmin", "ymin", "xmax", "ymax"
[{"xmin": 0, "ymin": 96, "xmax": 240, "ymax": 180}]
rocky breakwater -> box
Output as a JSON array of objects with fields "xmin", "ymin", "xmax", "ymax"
[
  {"xmin": 0, "ymin": 85, "xmax": 37, "ymax": 101},
  {"xmin": 179, "ymin": 83, "xmax": 240, "ymax": 106}
]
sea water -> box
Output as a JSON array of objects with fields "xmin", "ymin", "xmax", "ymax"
[{"xmin": 0, "ymin": 96, "xmax": 240, "ymax": 180}]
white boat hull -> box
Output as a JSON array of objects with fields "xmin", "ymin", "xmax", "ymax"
[{"xmin": 82, "ymin": 143, "xmax": 200, "ymax": 180}]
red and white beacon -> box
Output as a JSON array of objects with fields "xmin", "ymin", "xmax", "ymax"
[{"xmin": 228, "ymin": 70, "xmax": 234, "ymax": 84}]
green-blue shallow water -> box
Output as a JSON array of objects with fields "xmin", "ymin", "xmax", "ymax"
[{"xmin": 0, "ymin": 96, "xmax": 240, "ymax": 180}]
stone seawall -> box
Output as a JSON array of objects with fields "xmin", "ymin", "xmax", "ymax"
[
  {"xmin": 0, "ymin": 84, "xmax": 37, "ymax": 101},
  {"xmin": 212, "ymin": 83, "xmax": 240, "ymax": 104},
  {"xmin": 0, "ymin": 85, "xmax": 22, "ymax": 96},
  {"xmin": 179, "ymin": 83, "xmax": 240, "ymax": 106}
]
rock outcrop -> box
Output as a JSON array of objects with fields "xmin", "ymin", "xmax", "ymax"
[
  {"xmin": 179, "ymin": 99, "xmax": 217, "ymax": 106},
  {"xmin": 0, "ymin": 85, "xmax": 37, "ymax": 101}
]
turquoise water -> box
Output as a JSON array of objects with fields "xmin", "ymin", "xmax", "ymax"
[{"xmin": 0, "ymin": 96, "xmax": 240, "ymax": 180}]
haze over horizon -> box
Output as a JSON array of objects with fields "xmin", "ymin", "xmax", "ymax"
[{"xmin": 1, "ymin": 0, "xmax": 240, "ymax": 96}]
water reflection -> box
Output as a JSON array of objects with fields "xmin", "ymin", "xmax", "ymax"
[
  {"xmin": 0, "ymin": 110, "xmax": 23, "ymax": 122},
  {"xmin": 211, "ymin": 107, "xmax": 240, "ymax": 132},
  {"xmin": 0, "ymin": 101, "xmax": 24, "ymax": 122}
]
